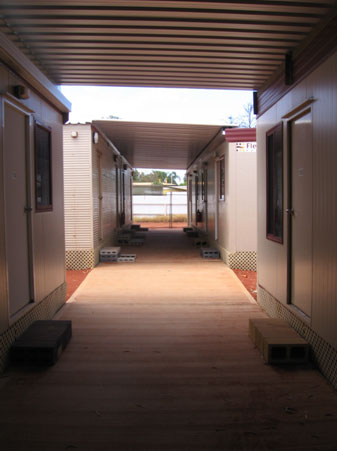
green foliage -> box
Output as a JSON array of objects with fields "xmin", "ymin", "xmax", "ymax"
[{"xmin": 133, "ymin": 169, "xmax": 183, "ymax": 185}]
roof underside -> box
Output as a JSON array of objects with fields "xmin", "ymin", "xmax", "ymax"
[
  {"xmin": 1, "ymin": 0, "xmax": 336, "ymax": 90},
  {"xmin": 92, "ymin": 120, "xmax": 225, "ymax": 169}
]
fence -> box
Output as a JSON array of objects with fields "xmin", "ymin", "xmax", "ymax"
[{"xmin": 133, "ymin": 191, "xmax": 187, "ymax": 228}]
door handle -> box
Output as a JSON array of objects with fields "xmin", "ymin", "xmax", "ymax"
[
  {"xmin": 286, "ymin": 208, "xmax": 294, "ymax": 215},
  {"xmin": 24, "ymin": 206, "xmax": 32, "ymax": 213}
]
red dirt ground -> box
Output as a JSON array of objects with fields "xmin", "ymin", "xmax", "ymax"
[
  {"xmin": 139, "ymin": 222, "xmax": 187, "ymax": 229},
  {"xmin": 66, "ymin": 269, "xmax": 91, "ymax": 301},
  {"xmin": 233, "ymin": 268, "xmax": 257, "ymax": 300},
  {"xmin": 66, "ymin": 267, "xmax": 257, "ymax": 302},
  {"xmin": 65, "ymin": 226, "xmax": 257, "ymax": 302}
]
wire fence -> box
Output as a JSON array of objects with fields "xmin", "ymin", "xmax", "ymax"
[{"xmin": 133, "ymin": 191, "xmax": 187, "ymax": 228}]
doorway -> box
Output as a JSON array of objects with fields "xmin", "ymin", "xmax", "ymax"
[
  {"xmin": 289, "ymin": 109, "xmax": 313, "ymax": 317},
  {"xmin": 3, "ymin": 100, "xmax": 33, "ymax": 317}
]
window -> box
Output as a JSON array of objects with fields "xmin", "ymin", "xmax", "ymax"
[
  {"xmin": 218, "ymin": 157, "xmax": 225, "ymax": 200},
  {"xmin": 201, "ymin": 168, "xmax": 206, "ymax": 200},
  {"xmin": 35, "ymin": 123, "xmax": 52, "ymax": 211},
  {"xmin": 266, "ymin": 123, "xmax": 283, "ymax": 243},
  {"xmin": 195, "ymin": 173, "xmax": 199, "ymax": 200}
]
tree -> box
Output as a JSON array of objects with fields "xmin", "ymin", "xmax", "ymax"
[
  {"xmin": 240, "ymin": 102, "xmax": 255, "ymax": 128},
  {"xmin": 167, "ymin": 171, "xmax": 180, "ymax": 185},
  {"xmin": 133, "ymin": 170, "xmax": 168, "ymax": 184},
  {"xmin": 224, "ymin": 102, "xmax": 256, "ymax": 128},
  {"xmin": 104, "ymin": 114, "xmax": 121, "ymax": 120}
]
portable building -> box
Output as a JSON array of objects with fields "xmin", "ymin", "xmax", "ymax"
[
  {"xmin": 0, "ymin": 0, "xmax": 337, "ymax": 390},
  {"xmin": 63, "ymin": 123, "xmax": 133, "ymax": 269},
  {"xmin": 0, "ymin": 34, "xmax": 71, "ymax": 371},
  {"xmin": 188, "ymin": 128, "xmax": 257, "ymax": 271},
  {"xmin": 256, "ymin": 48, "xmax": 337, "ymax": 385}
]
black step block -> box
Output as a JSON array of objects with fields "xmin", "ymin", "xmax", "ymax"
[{"xmin": 11, "ymin": 320, "xmax": 72, "ymax": 366}]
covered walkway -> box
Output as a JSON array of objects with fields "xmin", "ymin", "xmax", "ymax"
[{"xmin": 1, "ymin": 229, "xmax": 337, "ymax": 450}]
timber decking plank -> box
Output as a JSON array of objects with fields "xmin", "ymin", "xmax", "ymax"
[{"xmin": 1, "ymin": 229, "xmax": 336, "ymax": 451}]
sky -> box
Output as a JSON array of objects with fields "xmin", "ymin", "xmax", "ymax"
[
  {"xmin": 61, "ymin": 85, "xmax": 253, "ymax": 125},
  {"xmin": 60, "ymin": 85, "xmax": 253, "ymax": 177}
]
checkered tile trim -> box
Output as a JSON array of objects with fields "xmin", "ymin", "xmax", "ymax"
[
  {"xmin": 66, "ymin": 250, "xmax": 95, "ymax": 270},
  {"xmin": 0, "ymin": 283, "xmax": 66, "ymax": 373},
  {"xmin": 228, "ymin": 251, "xmax": 257, "ymax": 271},
  {"xmin": 258, "ymin": 285, "xmax": 337, "ymax": 390}
]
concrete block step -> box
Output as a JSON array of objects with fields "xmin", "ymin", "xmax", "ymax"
[
  {"xmin": 193, "ymin": 238, "xmax": 209, "ymax": 247},
  {"xmin": 133, "ymin": 233, "xmax": 146, "ymax": 239},
  {"xmin": 187, "ymin": 231, "xmax": 199, "ymax": 238},
  {"xmin": 200, "ymin": 247, "xmax": 220, "ymax": 259},
  {"xmin": 183, "ymin": 227, "xmax": 194, "ymax": 233},
  {"xmin": 117, "ymin": 238, "xmax": 130, "ymax": 244},
  {"xmin": 249, "ymin": 318, "xmax": 309, "ymax": 364},
  {"xmin": 131, "ymin": 224, "xmax": 141, "ymax": 230},
  {"xmin": 100, "ymin": 247, "xmax": 121, "ymax": 262},
  {"xmin": 117, "ymin": 254, "xmax": 136, "ymax": 262},
  {"xmin": 11, "ymin": 320, "xmax": 72, "ymax": 366},
  {"xmin": 128, "ymin": 238, "xmax": 145, "ymax": 246}
]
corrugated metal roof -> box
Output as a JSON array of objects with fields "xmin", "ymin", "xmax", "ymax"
[
  {"xmin": 92, "ymin": 119, "xmax": 228, "ymax": 169},
  {"xmin": 1, "ymin": 1, "xmax": 335, "ymax": 90}
]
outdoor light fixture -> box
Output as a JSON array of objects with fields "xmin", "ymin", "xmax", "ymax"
[
  {"xmin": 221, "ymin": 128, "xmax": 226, "ymax": 135},
  {"xmin": 13, "ymin": 84, "xmax": 30, "ymax": 99},
  {"xmin": 71, "ymin": 131, "xmax": 78, "ymax": 138},
  {"xmin": 93, "ymin": 132, "xmax": 99, "ymax": 144},
  {"xmin": 253, "ymin": 91, "xmax": 258, "ymax": 115},
  {"xmin": 285, "ymin": 51, "xmax": 294, "ymax": 86}
]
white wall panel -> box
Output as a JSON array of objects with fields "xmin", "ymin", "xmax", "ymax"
[
  {"xmin": 124, "ymin": 167, "xmax": 133, "ymax": 225},
  {"xmin": 310, "ymin": 52, "xmax": 337, "ymax": 347},
  {"xmin": 63, "ymin": 124, "xmax": 93, "ymax": 250},
  {"xmin": 236, "ymin": 152, "xmax": 257, "ymax": 251},
  {"xmin": 206, "ymin": 155, "xmax": 216, "ymax": 241},
  {"xmin": 92, "ymin": 137, "xmax": 117, "ymax": 247}
]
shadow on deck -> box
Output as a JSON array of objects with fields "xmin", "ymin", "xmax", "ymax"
[{"xmin": 1, "ymin": 229, "xmax": 336, "ymax": 450}]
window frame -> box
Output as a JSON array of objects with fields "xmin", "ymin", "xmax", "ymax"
[
  {"xmin": 266, "ymin": 122, "xmax": 284, "ymax": 243},
  {"xmin": 218, "ymin": 157, "xmax": 225, "ymax": 201},
  {"xmin": 34, "ymin": 122, "xmax": 53, "ymax": 212},
  {"xmin": 195, "ymin": 173, "xmax": 199, "ymax": 201}
]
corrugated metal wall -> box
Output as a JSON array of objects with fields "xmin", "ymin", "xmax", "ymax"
[
  {"xmin": 63, "ymin": 124, "xmax": 93, "ymax": 250},
  {"xmin": 257, "ymin": 49, "xmax": 337, "ymax": 349},
  {"xmin": 64, "ymin": 123, "xmax": 133, "ymax": 268}
]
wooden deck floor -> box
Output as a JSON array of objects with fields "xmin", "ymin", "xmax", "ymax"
[{"xmin": 1, "ymin": 229, "xmax": 336, "ymax": 450}]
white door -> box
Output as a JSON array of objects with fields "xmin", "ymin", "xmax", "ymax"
[
  {"xmin": 3, "ymin": 101, "xmax": 32, "ymax": 317},
  {"xmin": 291, "ymin": 110, "xmax": 313, "ymax": 317}
]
